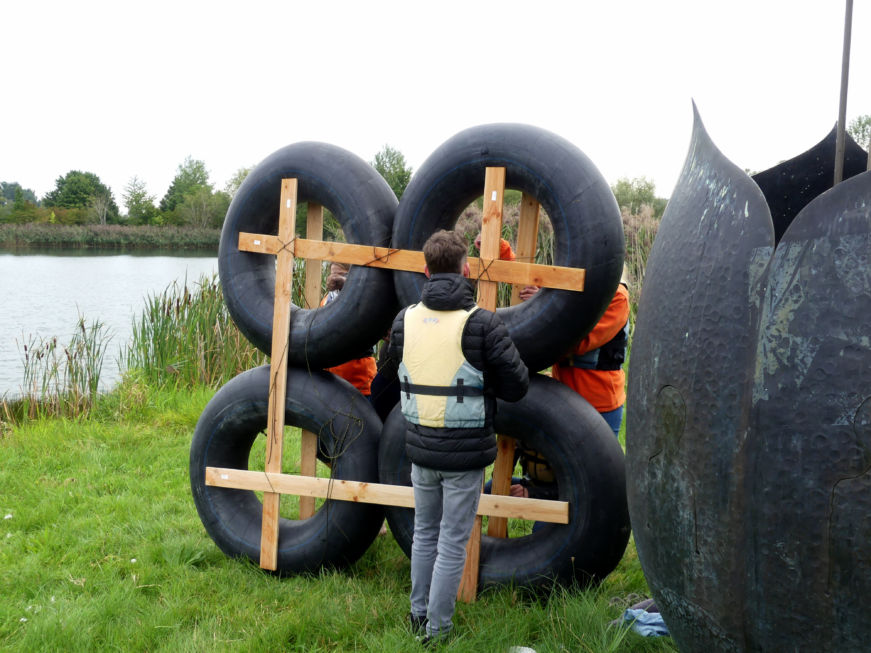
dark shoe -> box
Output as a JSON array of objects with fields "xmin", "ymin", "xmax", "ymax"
[
  {"xmin": 416, "ymin": 634, "xmax": 438, "ymax": 649},
  {"xmin": 407, "ymin": 612, "xmax": 426, "ymax": 635},
  {"xmin": 416, "ymin": 631, "xmax": 449, "ymax": 648}
]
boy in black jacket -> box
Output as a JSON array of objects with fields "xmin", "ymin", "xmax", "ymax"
[{"xmin": 388, "ymin": 229, "xmax": 528, "ymax": 644}]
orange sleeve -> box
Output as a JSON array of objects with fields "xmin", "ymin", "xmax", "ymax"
[
  {"xmin": 326, "ymin": 356, "xmax": 377, "ymax": 395},
  {"xmin": 499, "ymin": 238, "xmax": 516, "ymax": 261},
  {"xmin": 575, "ymin": 285, "xmax": 630, "ymax": 354}
]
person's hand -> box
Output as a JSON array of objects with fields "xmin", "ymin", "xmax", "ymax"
[
  {"xmin": 474, "ymin": 233, "xmax": 482, "ymax": 251},
  {"xmin": 509, "ymin": 483, "xmax": 529, "ymax": 498},
  {"xmin": 326, "ymin": 271, "xmax": 346, "ymax": 292},
  {"xmin": 519, "ymin": 285, "xmax": 540, "ymax": 301}
]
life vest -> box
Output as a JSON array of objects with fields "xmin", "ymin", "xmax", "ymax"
[
  {"xmin": 560, "ymin": 320, "xmax": 629, "ymax": 371},
  {"xmin": 398, "ymin": 304, "xmax": 485, "ymax": 428}
]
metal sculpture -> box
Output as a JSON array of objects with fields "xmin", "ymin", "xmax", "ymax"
[{"xmin": 626, "ymin": 105, "xmax": 871, "ymax": 652}]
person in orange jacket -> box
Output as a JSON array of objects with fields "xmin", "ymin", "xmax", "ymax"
[
  {"xmin": 320, "ymin": 262, "xmax": 377, "ymax": 396},
  {"xmin": 474, "ymin": 233, "xmax": 516, "ymax": 261},
  {"xmin": 550, "ymin": 273, "xmax": 630, "ymax": 438},
  {"xmin": 512, "ymin": 268, "xmax": 630, "ymax": 506}
]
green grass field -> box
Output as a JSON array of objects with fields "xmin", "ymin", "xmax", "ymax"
[{"xmin": 0, "ymin": 383, "xmax": 676, "ymax": 652}]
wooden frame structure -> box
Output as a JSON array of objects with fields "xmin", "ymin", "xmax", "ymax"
[{"xmin": 205, "ymin": 168, "xmax": 583, "ymax": 600}]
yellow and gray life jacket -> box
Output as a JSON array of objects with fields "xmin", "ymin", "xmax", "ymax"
[{"xmin": 398, "ymin": 303, "xmax": 485, "ymax": 428}]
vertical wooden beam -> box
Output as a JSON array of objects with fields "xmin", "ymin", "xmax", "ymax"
[
  {"xmin": 459, "ymin": 167, "xmax": 505, "ymax": 602},
  {"xmin": 509, "ymin": 194, "xmax": 542, "ymax": 305},
  {"xmin": 303, "ymin": 204, "xmax": 324, "ymax": 309},
  {"xmin": 259, "ymin": 178, "xmax": 298, "ymax": 570},
  {"xmin": 475, "ymin": 167, "xmax": 505, "ymax": 308},
  {"xmin": 299, "ymin": 203, "xmax": 324, "ymax": 520},
  {"xmin": 485, "ymin": 436, "xmax": 516, "ymax": 538},
  {"xmin": 487, "ymin": 194, "xmax": 541, "ymax": 539}
]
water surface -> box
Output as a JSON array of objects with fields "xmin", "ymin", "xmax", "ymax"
[{"xmin": 1, "ymin": 250, "xmax": 218, "ymax": 398}]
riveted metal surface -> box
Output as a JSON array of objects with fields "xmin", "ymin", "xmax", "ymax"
[
  {"xmin": 747, "ymin": 169, "xmax": 871, "ymax": 650},
  {"xmin": 627, "ymin": 104, "xmax": 871, "ymax": 652},
  {"xmin": 626, "ymin": 106, "xmax": 774, "ymax": 651}
]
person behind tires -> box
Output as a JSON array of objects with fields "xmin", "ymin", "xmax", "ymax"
[
  {"xmin": 388, "ymin": 229, "xmax": 528, "ymax": 645},
  {"xmin": 511, "ymin": 268, "xmax": 631, "ymax": 508},
  {"xmin": 550, "ymin": 268, "xmax": 630, "ymax": 438},
  {"xmin": 320, "ymin": 262, "xmax": 378, "ymax": 396}
]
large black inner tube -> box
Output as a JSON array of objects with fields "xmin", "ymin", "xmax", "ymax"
[
  {"xmin": 190, "ymin": 365, "xmax": 384, "ymax": 574},
  {"xmin": 379, "ymin": 374, "xmax": 630, "ymax": 591},
  {"xmin": 392, "ymin": 123, "xmax": 624, "ymax": 372},
  {"xmin": 219, "ymin": 142, "xmax": 398, "ymax": 368}
]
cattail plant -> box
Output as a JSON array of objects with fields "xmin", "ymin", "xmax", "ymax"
[
  {"xmin": 124, "ymin": 274, "xmax": 266, "ymax": 388},
  {"xmin": 7, "ymin": 316, "xmax": 110, "ymax": 420}
]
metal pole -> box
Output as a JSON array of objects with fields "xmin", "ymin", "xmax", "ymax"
[{"xmin": 834, "ymin": 0, "xmax": 853, "ymax": 185}]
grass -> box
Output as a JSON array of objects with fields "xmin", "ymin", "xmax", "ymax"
[{"xmin": 0, "ymin": 381, "xmax": 674, "ymax": 652}]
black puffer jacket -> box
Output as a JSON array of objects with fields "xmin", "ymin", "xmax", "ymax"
[{"xmin": 388, "ymin": 273, "xmax": 529, "ymax": 471}]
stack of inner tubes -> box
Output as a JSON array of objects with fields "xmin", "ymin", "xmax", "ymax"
[{"xmin": 189, "ymin": 124, "xmax": 631, "ymax": 589}]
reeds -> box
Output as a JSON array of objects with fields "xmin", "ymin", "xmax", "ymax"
[
  {"xmin": 0, "ymin": 223, "xmax": 219, "ymax": 250},
  {"xmin": 123, "ymin": 274, "xmax": 266, "ymax": 388},
  {"xmin": 622, "ymin": 205, "xmax": 659, "ymax": 329},
  {"xmin": 457, "ymin": 198, "xmax": 659, "ymax": 321},
  {"xmin": 456, "ymin": 201, "xmax": 555, "ymax": 308},
  {"xmin": 4, "ymin": 316, "xmax": 111, "ymax": 420}
]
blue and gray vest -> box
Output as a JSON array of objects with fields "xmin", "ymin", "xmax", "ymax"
[{"xmin": 398, "ymin": 303, "xmax": 485, "ymax": 428}]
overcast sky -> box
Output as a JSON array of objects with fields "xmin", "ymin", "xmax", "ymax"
[{"xmin": 3, "ymin": 1, "xmax": 868, "ymax": 206}]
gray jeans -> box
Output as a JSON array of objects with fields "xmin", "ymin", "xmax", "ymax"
[{"xmin": 410, "ymin": 463, "xmax": 484, "ymax": 639}]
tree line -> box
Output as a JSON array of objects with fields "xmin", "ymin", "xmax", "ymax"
[
  {"xmin": 0, "ymin": 141, "xmax": 704, "ymax": 230},
  {"xmin": 4, "ymin": 115, "xmax": 870, "ymax": 230},
  {"xmin": 0, "ymin": 157, "xmax": 248, "ymax": 229},
  {"xmin": 0, "ymin": 146, "xmax": 419, "ymax": 229}
]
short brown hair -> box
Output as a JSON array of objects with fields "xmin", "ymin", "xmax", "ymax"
[{"xmin": 423, "ymin": 230, "xmax": 467, "ymax": 274}]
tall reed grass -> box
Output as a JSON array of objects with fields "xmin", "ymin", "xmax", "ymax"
[
  {"xmin": 622, "ymin": 205, "xmax": 659, "ymax": 328},
  {"xmin": 0, "ymin": 223, "xmax": 219, "ymax": 250},
  {"xmin": 123, "ymin": 275, "xmax": 266, "ymax": 389},
  {"xmin": 3, "ymin": 317, "xmax": 110, "ymax": 421},
  {"xmin": 456, "ymin": 201, "xmax": 555, "ymax": 308},
  {"xmin": 456, "ymin": 198, "xmax": 659, "ymax": 319}
]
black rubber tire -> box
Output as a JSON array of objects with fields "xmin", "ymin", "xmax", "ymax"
[
  {"xmin": 392, "ymin": 123, "xmax": 624, "ymax": 372},
  {"xmin": 190, "ymin": 365, "xmax": 384, "ymax": 574},
  {"xmin": 379, "ymin": 374, "xmax": 630, "ymax": 591},
  {"xmin": 219, "ymin": 142, "xmax": 399, "ymax": 368}
]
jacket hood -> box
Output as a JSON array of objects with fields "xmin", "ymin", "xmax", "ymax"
[{"xmin": 420, "ymin": 274, "xmax": 476, "ymax": 311}]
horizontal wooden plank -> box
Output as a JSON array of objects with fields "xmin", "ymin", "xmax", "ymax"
[
  {"xmin": 205, "ymin": 466, "xmax": 569, "ymax": 524},
  {"xmin": 237, "ymin": 233, "xmax": 585, "ymax": 292}
]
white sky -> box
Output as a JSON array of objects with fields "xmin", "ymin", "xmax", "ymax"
[{"xmin": 2, "ymin": 1, "xmax": 869, "ymax": 206}]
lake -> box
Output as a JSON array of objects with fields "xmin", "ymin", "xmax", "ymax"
[{"xmin": 1, "ymin": 250, "xmax": 218, "ymax": 398}]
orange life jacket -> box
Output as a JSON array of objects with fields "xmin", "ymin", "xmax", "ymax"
[{"xmin": 551, "ymin": 284, "xmax": 630, "ymax": 413}]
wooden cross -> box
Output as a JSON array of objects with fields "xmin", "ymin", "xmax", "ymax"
[{"xmin": 206, "ymin": 169, "xmax": 582, "ymax": 597}]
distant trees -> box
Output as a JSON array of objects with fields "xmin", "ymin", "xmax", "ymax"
[
  {"xmin": 159, "ymin": 157, "xmax": 211, "ymax": 214},
  {"xmin": 371, "ymin": 145, "xmax": 413, "ymax": 200},
  {"xmin": 1, "ymin": 182, "xmax": 37, "ymax": 206},
  {"xmin": 848, "ymin": 114, "xmax": 871, "ymax": 151},
  {"xmin": 122, "ymin": 176, "xmax": 158, "ymax": 225},
  {"xmin": 224, "ymin": 166, "xmax": 252, "ymax": 199},
  {"xmin": 611, "ymin": 176, "xmax": 667, "ymax": 219},
  {"xmin": 156, "ymin": 157, "xmax": 230, "ymax": 228},
  {"xmin": 42, "ymin": 171, "xmax": 120, "ymax": 224}
]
